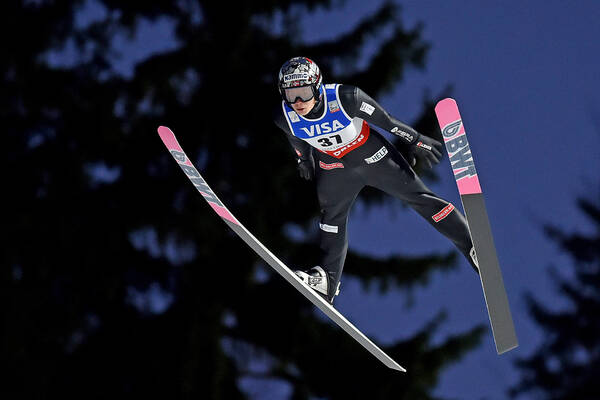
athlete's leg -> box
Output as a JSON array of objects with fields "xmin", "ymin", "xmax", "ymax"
[
  {"xmin": 364, "ymin": 140, "xmax": 477, "ymax": 271},
  {"xmin": 314, "ymin": 159, "xmax": 365, "ymax": 300}
]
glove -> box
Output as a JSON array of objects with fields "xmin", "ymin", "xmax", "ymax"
[
  {"xmin": 408, "ymin": 134, "xmax": 443, "ymax": 169},
  {"xmin": 297, "ymin": 158, "xmax": 314, "ymax": 180}
]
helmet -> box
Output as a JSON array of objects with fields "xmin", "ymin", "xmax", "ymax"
[{"xmin": 278, "ymin": 57, "xmax": 323, "ymax": 105}]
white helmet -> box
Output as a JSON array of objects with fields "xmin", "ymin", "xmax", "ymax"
[{"xmin": 278, "ymin": 56, "xmax": 323, "ymax": 105}]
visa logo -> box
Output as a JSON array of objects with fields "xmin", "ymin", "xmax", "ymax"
[{"xmin": 301, "ymin": 120, "xmax": 345, "ymax": 136}]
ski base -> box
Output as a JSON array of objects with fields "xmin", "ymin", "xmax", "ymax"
[
  {"xmin": 463, "ymin": 193, "xmax": 518, "ymax": 354},
  {"xmin": 435, "ymin": 98, "xmax": 518, "ymax": 355},
  {"xmin": 157, "ymin": 126, "xmax": 406, "ymax": 371}
]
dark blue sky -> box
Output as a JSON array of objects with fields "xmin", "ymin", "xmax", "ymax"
[
  {"xmin": 67, "ymin": 0, "xmax": 600, "ymax": 398},
  {"xmin": 302, "ymin": 1, "xmax": 599, "ymax": 398}
]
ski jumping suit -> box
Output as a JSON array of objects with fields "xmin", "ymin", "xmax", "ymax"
[{"xmin": 274, "ymin": 84, "xmax": 475, "ymax": 300}]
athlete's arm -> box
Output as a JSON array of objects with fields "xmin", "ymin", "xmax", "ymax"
[
  {"xmin": 337, "ymin": 85, "xmax": 420, "ymax": 144},
  {"xmin": 273, "ymin": 107, "xmax": 313, "ymax": 160},
  {"xmin": 273, "ymin": 106, "xmax": 315, "ymax": 180},
  {"xmin": 338, "ymin": 85, "xmax": 443, "ymax": 168}
]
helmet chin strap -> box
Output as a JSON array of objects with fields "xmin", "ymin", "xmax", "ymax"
[
  {"xmin": 308, "ymin": 87, "xmax": 324, "ymax": 114},
  {"xmin": 313, "ymin": 93, "xmax": 324, "ymax": 112}
]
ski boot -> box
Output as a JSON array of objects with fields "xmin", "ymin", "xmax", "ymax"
[{"xmin": 294, "ymin": 266, "xmax": 340, "ymax": 304}]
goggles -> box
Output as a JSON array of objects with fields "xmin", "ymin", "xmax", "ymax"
[{"xmin": 283, "ymin": 86, "xmax": 315, "ymax": 104}]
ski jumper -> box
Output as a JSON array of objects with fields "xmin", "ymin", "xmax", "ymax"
[{"xmin": 274, "ymin": 84, "xmax": 474, "ymax": 300}]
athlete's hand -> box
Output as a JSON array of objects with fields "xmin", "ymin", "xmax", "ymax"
[
  {"xmin": 297, "ymin": 158, "xmax": 314, "ymax": 180},
  {"xmin": 410, "ymin": 134, "xmax": 443, "ymax": 169}
]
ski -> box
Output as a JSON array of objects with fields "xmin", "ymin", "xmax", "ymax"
[
  {"xmin": 434, "ymin": 99, "xmax": 518, "ymax": 354},
  {"xmin": 157, "ymin": 126, "xmax": 406, "ymax": 371}
]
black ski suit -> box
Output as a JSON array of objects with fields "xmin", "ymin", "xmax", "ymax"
[{"xmin": 274, "ymin": 84, "xmax": 475, "ymax": 301}]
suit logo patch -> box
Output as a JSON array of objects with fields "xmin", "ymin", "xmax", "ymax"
[
  {"xmin": 288, "ymin": 111, "xmax": 300, "ymax": 123},
  {"xmin": 319, "ymin": 161, "xmax": 344, "ymax": 170},
  {"xmin": 364, "ymin": 146, "xmax": 388, "ymax": 164},
  {"xmin": 328, "ymin": 100, "xmax": 340, "ymax": 113},
  {"xmin": 432, "ymin": 203, "xmax": 455, "ymax": 222},
  {"xmin": 360, "ymin": 102, "xmax": 375, "ymax": 115}
]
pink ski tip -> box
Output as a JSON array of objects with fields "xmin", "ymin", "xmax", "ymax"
[
  {"xmin": 435, "ymin": 97, "xmax": 457, "ymax": 112},
  {"xmin": 157, "ymin": 125, "xmax": 184, "ymax": 152},
  {"xmin": 158, "ymin": 125, "xmax": 172, "ymax": 135}
]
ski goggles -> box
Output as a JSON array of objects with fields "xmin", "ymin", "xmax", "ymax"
[{"xmin": 283, "ymin": 86, "xmax": 315, "ymax": 103}]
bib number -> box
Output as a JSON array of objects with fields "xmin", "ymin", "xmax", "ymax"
[{"xmin": 317, "ymin": 134, "xmax": 342, "ymax": 147}]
